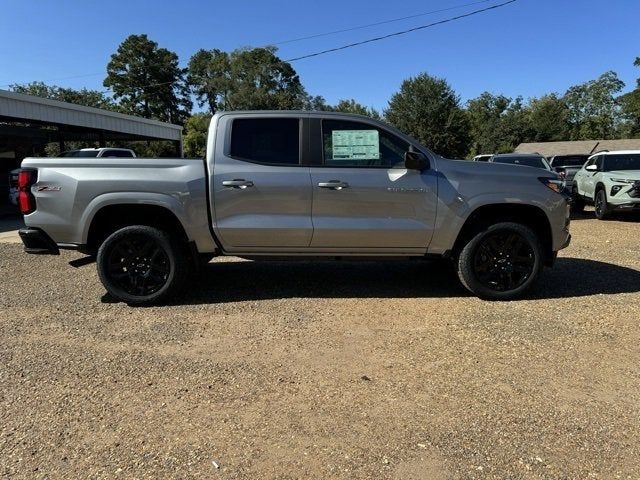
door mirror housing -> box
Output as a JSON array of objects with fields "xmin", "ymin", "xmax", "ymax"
[
  {"xmin": 404, "ymin": 151, "xmax": 429, "ymax": 171},
  {"xmin": 585, "ymin": 164, "xmax": 598, "ymax": 172}
]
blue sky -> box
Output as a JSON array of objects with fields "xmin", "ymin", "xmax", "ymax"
[{"xmin": 1, "ymin": 0, "xmax": 638, "ymax": 111}]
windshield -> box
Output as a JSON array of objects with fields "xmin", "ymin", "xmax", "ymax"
[
  {"xmin": 603, "ymin": 154, "xmax": 640, "ymax": 171},
  {"xmin": 492, "ymin": 156, "xmax": 548, "ymax": 169},
  {"xmin": 550, "ymin": 155, "xmax": 589, "ymax": 167},
  {"xmin": 59, "ymin": 150, "xmax": 100, "ymax": 158}
]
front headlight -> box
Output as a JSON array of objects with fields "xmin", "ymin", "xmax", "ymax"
[
  {"xmin": 539, "ymin": 177, "xmax": 565, "ymax": 194},
  {"xmin": 610, "ymin": 177, "xmax": 636, "ymax": 184}
]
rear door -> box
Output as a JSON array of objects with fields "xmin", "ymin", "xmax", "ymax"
[
  {"xmin": 211, "ymin": 114, "xmax": 313, "ymax": 249},
  {"xmin": 308, "ymin": 117, "xmax": 438, "ymax": 251}
]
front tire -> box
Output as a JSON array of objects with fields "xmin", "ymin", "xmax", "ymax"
[
  {"xmin": 96, "ymin": 225, "xmax": 189, "ymax": 305},
  {"xmin": 571, "ymin": 185, "xmax": 585, "ymax": 213},
  {"xmin": 456, "ymin": 222, "xmax": 543, "ymax": 300},
  {"xmin": 594, "ymin": 189, "xmax": 610, "ymax": 220}
]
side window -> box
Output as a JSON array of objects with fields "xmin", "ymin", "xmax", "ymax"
[
  {"xmin": 322, "ymin": 120, "xmax": 409, "ymax": 168},
  {"xmin": 230, "ymin": 118, "xmax": 300, "ymax": 166},
  {"xmin": 595, "ymin": 155, "xmax": 603, "ymax": 171},
  {"xmin": 103, "ymin": 150, "xmax": 133, "ymax": 158}
]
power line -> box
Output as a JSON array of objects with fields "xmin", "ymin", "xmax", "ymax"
[
  {"xmin": 3, "ymin": 0, "xmax": 516, "ymax": 93},
  {"xmin": 272, "ymin": 0, "xmax": 494, "ymax": 45},
  {"xmin": 285, "ymin": 0, "xmax": 517, "ymax": 62},
  {"xmin": 1, "ymin": 72, "xmax": 104, "ymax": 89}
]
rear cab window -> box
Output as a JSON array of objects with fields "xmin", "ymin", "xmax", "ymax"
[{"xmin": 230, "ymin": 118, "xmax": 301, "ymax": 166}]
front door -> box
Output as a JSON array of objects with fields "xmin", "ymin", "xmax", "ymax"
[
  {"xmin": 212, "ymin": 115, "xmax": 313, "ymax": 249},
  {"xmin": 579, "ymin": 155, "xmax": 600, "ymax": 198},
  {"xmin": 309, "ymin": 118, "xmax": 438, "ymax": 250}
]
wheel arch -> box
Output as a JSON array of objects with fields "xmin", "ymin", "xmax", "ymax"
[
  {"xmin": 85, "ymin": 203, "xmax": 190, "ymax": 254},
  {"xmin": 451, "ymin": 203, "xmax": 553, "ymax": 266}
]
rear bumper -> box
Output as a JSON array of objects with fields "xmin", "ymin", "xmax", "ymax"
[{"xmin": 19, "ymin": 228, "xmax": 60, "ymax": 255}]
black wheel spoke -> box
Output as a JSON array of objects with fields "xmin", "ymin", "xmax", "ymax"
[
  {"xmin": 106, "ymin": 233, "xmax": 171, "ymax": 297},
  {"xmin": 472, "ymin": 229, "xmax": 535, "ymax": 293}
]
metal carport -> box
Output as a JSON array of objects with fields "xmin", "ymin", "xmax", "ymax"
[{"xmin": 0, "ymin": 89, "xmax": 183, "ymax": 212}]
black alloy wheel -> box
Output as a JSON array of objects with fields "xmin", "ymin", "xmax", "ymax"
[
  {"xmin": 472, "ymin": 230, "xmax": 535, "ymax": 292},
  {"xmin": 105, "ymin": 234, "xmax": 171, "ymax": 296},
  {"xmin": 456, "ymin": 222, "xmax": 543, "ymax": 300},
  {"xmin": 97, "ymin": 225, "xmax": 189, "ymax": 305},
  {"xmin": 594, "ymin": 189, "xmax": 609, "ymax": 220}
]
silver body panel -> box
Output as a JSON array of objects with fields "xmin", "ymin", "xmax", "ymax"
[
  {"xmin": 22, "ymin": 111, "xmax": 571, "ymax": 258},
  {"xmin": 21, "ymin": 158, "xmax": 216, "ymax": 253}
]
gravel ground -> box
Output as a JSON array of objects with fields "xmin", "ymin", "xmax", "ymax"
[{"xmin": 1, "ymin": 211, "xmax": 640, "ymax": 479}]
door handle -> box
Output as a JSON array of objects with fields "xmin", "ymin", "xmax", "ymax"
[
  {"xmin": 222, "ymin": 179, "xmax": 254, "ymax": 189},
  {"xmin": 318, "ymin": 180, "xmax": 349, "ymax": 190}
]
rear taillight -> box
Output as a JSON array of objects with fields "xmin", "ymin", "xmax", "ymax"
[{"xmin": 18, "ymin": 169, "xmax": 37, "ymax": 215}]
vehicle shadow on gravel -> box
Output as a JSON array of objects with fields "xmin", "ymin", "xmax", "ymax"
[
  {"xmin": 571, "ymin": 210, "xmax": 640, "ymax": 222},
  {"xmin": 144, "ymin": 256, "xmax": 640, "ymax": 305},
  {"xmin": 530, "ymin": 257, "xmax": 640, "ymax": 299},
  {"xmin": 175, "ymin": 259, "xmax": 471, "ymax": 304}
]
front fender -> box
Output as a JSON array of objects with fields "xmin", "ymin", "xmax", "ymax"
[{"xmin": 428, "ymin": 189, "xmax": 560, "ymax": 255}]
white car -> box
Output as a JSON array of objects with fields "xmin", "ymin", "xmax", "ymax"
[
  {"xmin": 59, "ymin": 147, "xmax": 136, "ymax": 158},
  {"xmin": 572, "ymin": 150, "xmax": 640, "ymax": 219}
]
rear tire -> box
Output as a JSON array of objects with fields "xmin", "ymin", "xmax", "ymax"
[
  {"xmin": 594, "ymin": 189, "xmax": 610, "ymax": 220},
  {"xmin": 456, "ymin": 222, "xmax": 543, "ymax": 300},
  {"xmin": 571, "ymin": 186, "xmax": 585, "ymax": 214},
  {"xmin": 96, "ymin": 225, "xmax": 189, "ymax": 305}
]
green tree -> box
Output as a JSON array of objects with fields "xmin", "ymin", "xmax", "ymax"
[
  {"xmin": 564, "ymin": 71, "xmax": 625, "ymax": 140},
  {"xmin": 183, "ymin": 113, "xmax": 211, "ymax": 157},
  {"xmin": 10, "ymin": 81, "xmax": 117, "ymax": 110},
  {"xmin": 187, "ymin": 49, "xmax": 231, "ymax": 113},
  {"xmin": 528, "ymin": 94, "xmax": 571, "ymax": 142},
  {"xmin": 187, "ymin": 46, "xmax": 306, "ymax": 112},
  {"xmin": 329, "ymin": 99, "xmax": 381, "ymax": 119},
  {"xmin": 619, "ymin": 57, "xmax": 640, "ymax": 137},
  {"xmin": 104, "ymin": 34, "xmax": 192, "ymax": 124},
  {"xmin": 465, "ymin": 92, "xmax": 511, "ymax": 154},
  {"xmin": 494, "ymin": 96, "xmax": 533, "ymax": 152},
  {"xmin": 303, "ymin": 94, "xmax": 331, "ymax": 111},
  {"xmin": 385, "ymin": 73, "xmax": 470, "ymax": 158}
]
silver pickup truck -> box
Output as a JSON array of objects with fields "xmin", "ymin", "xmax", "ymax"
[{"xmin": 18, "ymin": 111, "xmax": 571, "ymax": 304}]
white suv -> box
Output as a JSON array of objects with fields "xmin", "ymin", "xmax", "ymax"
[{"xmin": 572, "ymin": 150, "xmax": 640, "ymax": 219}]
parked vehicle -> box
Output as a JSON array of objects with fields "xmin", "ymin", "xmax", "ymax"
[
  {"xmin": 58, "ymin": 148, "xmax": 136, "ymax": 158},
  {"xmin": 18, "ymin": 111, "xmax": 571, "ymax": 304},
  {"xmin": 572, "ymin": 150, "xmax": 640, "ymax": 219},
  {"xmin": 548, "ymin": 154, "xmax": 589, "ymax": 188},
  {"xmin": 473, "ymin": 154, "xmax": 493, "ymax": 162},
  {"xmin": 8, "ymin": 168, "xmax": 20, "ymax": 206},
  {"xmin": 488, "ymin": 153, "xmax": 552, "ymax": 171}
]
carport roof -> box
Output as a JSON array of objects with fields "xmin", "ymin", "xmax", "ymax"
[
  {"xmin": 516, "ymin": 139, "xmax": 640, "ymax": 157},
  {"xmin": 0, "ymin": 89, "xmax": 182, "ymax": 141}
]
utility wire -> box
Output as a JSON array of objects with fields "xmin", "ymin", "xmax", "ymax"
[
  {"xmin": 3, "ymin": 0, "xmax": 516, "ymax": 92},
  {"xmin": 285, "ymin": 0, "xmax": 517, "ymax": 62},
  {"xmin": 272, "ymin": 0, "xmax": 494, "ymax": 45}
]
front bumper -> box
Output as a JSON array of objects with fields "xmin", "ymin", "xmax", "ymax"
[
  {"xmin": 611, "ymin": 202, "xmax": 640, "ymax": 212},
  {"xmin": 19, "ymin": 228, "xmax": 60, "ymax": 255}
]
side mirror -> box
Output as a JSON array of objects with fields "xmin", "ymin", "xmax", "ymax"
[
  {"xmin": 585, "ymin": 164, "xmax": 597, "ymax": 172},
  {"xmin": 404, "ymin": 151, "xmax": 429, "ymax": 171}
]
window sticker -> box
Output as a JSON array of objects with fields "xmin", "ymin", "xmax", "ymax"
[{"xmin": 331, "ymin": 130, "xmax": 380, "ymax": 160}]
